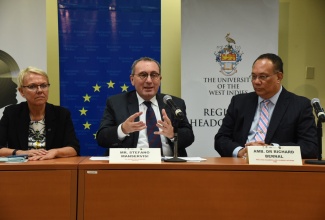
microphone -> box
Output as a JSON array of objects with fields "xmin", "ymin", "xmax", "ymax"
[
  {"xmin": 163, "ymin": 95, "xmax": 184, "ymax": 120},
  {"xmin": 311, "ymin": 98, "xmax": 325, "ymax": 122}
]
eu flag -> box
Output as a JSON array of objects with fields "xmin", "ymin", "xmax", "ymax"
[{"xmin": 58, "ymin": 0, "xmax": 161, "ymax": 156}]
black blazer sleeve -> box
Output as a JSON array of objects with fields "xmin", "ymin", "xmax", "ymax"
[
  {"xmin": 96, "ymin": 91, "xmax": 139, "ymax": 152},
  {"xmin": 214, "ymin": 94, "xmax": 256, "ymax": 157},
  {"xmin": 45, "ymin": 103, "xmax": 80, "ymax": 155}
]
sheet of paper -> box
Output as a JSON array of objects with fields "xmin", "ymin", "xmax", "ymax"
[
  {"xmin": 89, "ymin": 156, "xmax": 110, "ymax": 161},
  {"xmin": 164, "ymin": 157, "xmax": 207, "ymax": 162}
]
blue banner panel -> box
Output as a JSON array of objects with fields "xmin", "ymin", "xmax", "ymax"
[{"xmin": 58, "ymin": 0, "xmax": 161, "ymax": 156}]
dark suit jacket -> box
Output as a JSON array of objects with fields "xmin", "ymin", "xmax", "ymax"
[
  {"xmin": 214, "ymin": 87, "xmax": 318, "ymax": 159},
  {"xmin": 96, "ymin": 90, "xmax": 194, "ymax": 156},
  {"xmin": 0, "ymin": 102, "xmax": 80, "ymax": 154}
]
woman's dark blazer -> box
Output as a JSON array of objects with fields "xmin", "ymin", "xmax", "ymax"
[{"xmin": 0, "ymin": 102, "xmax": 80, "ymax": 155}]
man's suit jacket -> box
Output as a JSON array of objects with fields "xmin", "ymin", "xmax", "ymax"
[
  {"xmin": 0, "ymin": 102, "xmax": 80, "ymax": 154},
  {"xmin": 215, "ymin": 87, "xmax": 318, "ymax": 159},
  {"xmin": 96, "ymin": 90, "xmax": 194, "ymax": 156}
]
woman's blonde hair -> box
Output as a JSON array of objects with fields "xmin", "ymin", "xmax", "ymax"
[{"xmin": 18, "ymin": 66, "xmax": 49, "ymax": 88}]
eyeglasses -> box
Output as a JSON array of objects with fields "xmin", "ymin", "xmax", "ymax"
[
  {"xmin": 250, "ymin": 73, "xmax": 277, "ymax": 81},
  {"xmin": 133, "ymin": 72, "xmax": 161, "ymax": 80},
  {"xmin": 22, "ymin": 84, "xmax": 50, "ymax": 91}
]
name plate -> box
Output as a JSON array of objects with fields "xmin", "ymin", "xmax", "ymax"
[
  {"xmin": 247, "ymin": 146, "xmax": 302, "ymax": 165},
  {"xmin": 109, "ymin": 148, "xmax": 161, "ymax": 163}
]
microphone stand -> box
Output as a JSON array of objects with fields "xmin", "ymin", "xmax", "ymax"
[
  {"xmin": 305, "ymin": 119, "xmax": 325, "ymax": 164},
  {"xmin": 164, "ymin": 119, "xmax": 186, "ymax": 162}
]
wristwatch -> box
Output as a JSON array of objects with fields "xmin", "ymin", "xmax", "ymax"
[{"xmin": 12, "ymin": 149, "xmax": 18, "ymax": 155}]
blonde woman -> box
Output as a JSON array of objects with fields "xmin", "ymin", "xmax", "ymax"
[{"xmin": 0, "ymin": 67, "xmax": 80, "ymax": 160}]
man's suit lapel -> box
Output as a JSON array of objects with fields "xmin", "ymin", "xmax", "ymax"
[
  {"xmin": 242, "ymin": 94, "xmax": 258, "ymax": 138},
  {"xmin": 127, "ymin": 91, "xmax": 141, "ymax": 147},
  {"xmin": 127, "ymin": 91, "xmax": 140, "ymax": 120},
  {"xmin": 156, "ymin": 93, "xmax": 166, "ymax": 118},
  {"xmin": 265, "ymin": 88, "xmax": 290, "ymax": 142}
]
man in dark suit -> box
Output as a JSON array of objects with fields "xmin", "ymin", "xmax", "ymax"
[
  {"xmin": 96, "ymin": 57, "xmax": 194, "ymax": 156},
  {"xmin": 215, "ymin": 53, "xmax": 317, "ymax": 159}
]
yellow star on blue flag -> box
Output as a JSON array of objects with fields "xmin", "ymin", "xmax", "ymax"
[
  {"xmin": 93, "ymin": 84, "xmax": 101, "ymax": 92},
  {"xmin": 83, "ymin": 121, "xmax": 91, "ymax": 129},
  {"xmin": 83, "ymin": 94, "xmax": 91, "ymax": 102},
  {"xmin": 79, "ymin": 107, "xmax": 88, "ymax": 116},
  {"xmin": 107, "ymin": 80, "xmax": 115, "ymax": 88},
  {"xmin": 121, "ymin": 83, "xmax": 129, "ymax": 92}
]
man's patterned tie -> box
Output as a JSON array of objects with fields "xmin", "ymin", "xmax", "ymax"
[
  {"xmin": 255, "ymin": 100, "xmax": 270, "ymax": 141},
  {"xmin": 144, "ymin": 101, "xmax": 162, "ymax": 151}
]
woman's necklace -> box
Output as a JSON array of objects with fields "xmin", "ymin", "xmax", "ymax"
[{"xmin": 30, "ymin": 114, "xmax": 45, "ymax": 122}]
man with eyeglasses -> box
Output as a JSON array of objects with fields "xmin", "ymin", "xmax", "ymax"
[
  {"xmin": 96, "ymin": 57, "xmax": 194, "ymax": 156},
  {"xmin": 0, "ymin": 66, "xmax": 80, "ymax": 160},
  {"xmin": 215, "ymin": 53, "xmax": 317, "ymax": 159}
]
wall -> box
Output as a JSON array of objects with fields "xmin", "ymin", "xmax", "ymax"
[
  {"xmin": 47, "ymin": 0, "xmax": 60, "ymax": 105},
  {"xmin": 278, "ymin": 0, "xmax": 325, "ymax": 148}
]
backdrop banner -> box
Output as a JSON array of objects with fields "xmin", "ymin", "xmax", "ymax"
[
  {"xmin": 0, "ymin": 0, "xmax": 46, "ymax": 117},
  {"xmin": 58, "ymin": 0, "xmax": 161, "ymax": 156},
  {"xmin": 181, "ymin": 0, "xmax": 279, "ymax": 156}
]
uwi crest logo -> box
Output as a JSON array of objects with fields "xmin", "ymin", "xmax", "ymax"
[{"xmin": 214, "ymin": 33, "xmax": 243, "ymax": 76}]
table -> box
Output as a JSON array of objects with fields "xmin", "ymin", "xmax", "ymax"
[
  {"xmin": 77, "ymin": 157, "xmax": 325, "ymax": 220},
  {"xmin": 0, "ymin": 156, "xmax": 84, "ymax": 220}
]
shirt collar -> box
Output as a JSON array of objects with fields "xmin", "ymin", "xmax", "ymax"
[
  {"xmin": 136, "ymin": 92, "xmax": 158, "ymax": 107},
  {"xmin": 258, "ymin": 86, "xmax": 282, "ymax": 105}
]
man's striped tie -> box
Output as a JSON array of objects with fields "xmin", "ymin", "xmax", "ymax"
[{"xmin": 255, "ymin": 100, "xmax": 270, "ymax": 141}]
